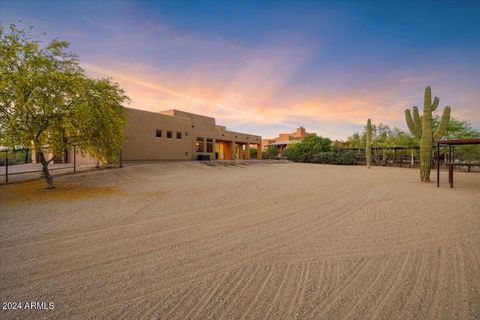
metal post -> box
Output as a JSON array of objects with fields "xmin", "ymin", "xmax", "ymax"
[
  {"xmin": 5, "ymin": 151, "xmax": 8, "ymax": 184},
  {"xmin": 449, "ymin": 145, "xmax": 453, "ymax": 188},
  {"xmin": 451, "ymin": 146, "xmax": 455, "ymax": 188},
  {"xmin": 73, "ymin": 145, "xmax": 76, "ymax": 173},
  {"xmin": 448, "ymin": 145, "xmax": 451, "ymax": 183},
  {"xmin": 436, "ymin": 143, "xmax": 440, "ymax": 187}
]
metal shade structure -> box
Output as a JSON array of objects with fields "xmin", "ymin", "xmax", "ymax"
[{"xmin": 436, "ymin": 138, "xmax": 480, "ymax": 188}]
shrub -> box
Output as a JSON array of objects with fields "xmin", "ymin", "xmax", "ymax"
[
  {"xmin": 249, "ymin": 147, "xmax": 257, "ymax": 159},
  {"xmin": 338, "ymin": 150, "xmax": 358, "ymax": 165},
  {"xmin": 285, "ymin": 135, "xmax": 332, "ymax": 162},
  {"xmin": 263, "ymin": 145, "xmax": 279, "ymax": 159}
]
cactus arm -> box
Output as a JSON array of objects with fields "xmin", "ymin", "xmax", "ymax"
[
  {"xmin": 433, "ymin": 106, "xmax": 451, "ymax": 140},
  {"xmin": 424, "ymin": 86, "xmax": 432, "ymax": 110},
  {"xmin": 412, "ymin": 106, "xmax": 422, "ymax": 134},
  {"xmin": 431, "ymin": 97, "xmax": 439, "ymax": 111},
  {"xmin": 405, "ymin": 109, "xmax": 421, "ymax": 139}
]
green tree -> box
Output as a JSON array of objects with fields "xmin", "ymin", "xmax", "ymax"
[
  {"xmin": 434, "ymin": 117, "xmax": 480, "ymax": 161},
  {"xmin": 0, "ymin": 24, "xmax": 129, "ymax": 188},
  {"xmin": 434, "ymin": 117, "xmax": 479, "ymax": 139},
  {"xmin": 285, "ymin": 135, "xmax": 332, "ymax": 162},
  {"xmin": 345, "ymin": 132, "xmax": 362, "ymax": 149},
  {"xmin": 346, "ymin": 123, "xmax": 418, "ymax": 150},
  {"xmin": 249, "ymin": 146, "xmax": 257, "ymax": 159}
]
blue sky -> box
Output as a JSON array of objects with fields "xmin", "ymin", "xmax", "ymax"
[{"xmin": 1, "ymin": 0, "xmax": 479, "ymax": 139}]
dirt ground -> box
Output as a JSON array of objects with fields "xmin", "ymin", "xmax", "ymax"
[{"xmin": 1, "ymin": 162, "xmax": 479, "ymax": 319}]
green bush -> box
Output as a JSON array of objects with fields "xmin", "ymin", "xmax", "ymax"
[
  {"xmin": 263, "ymin": 145, "xmax": 279, "ymax": 159},
  {"xmin": 249, "ymin": 147, "xmax": 257, "ymax": 159},
  {"xmin": 0, "ymin": 149, "xmax": 32, "ymax": 165},
  {"xmin": 338, "ymin": 150, "xmax": 358, "ymax": 165},
  {"xmin": 285, "ymin": 135, "xmax": 332, "ymax": 162},
  {"xmin": 290, "ymin": 149, "xmax": 358, "ymax": 165}
]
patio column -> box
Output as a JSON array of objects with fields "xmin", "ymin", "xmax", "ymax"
[
  {"xmin": 230, "ymin": 141, "xmax": 235, "ymax": 160},
  {"xmin": 245, "ymin": 143, "xmax": 250, "ymax": 160},
  {"xmin": 257, "ymin": 142, "xmax": 262, "ymax": 159}
]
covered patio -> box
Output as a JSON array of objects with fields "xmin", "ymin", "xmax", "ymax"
[{"xmin": 436, "ymin": 138, "xmax": 480, "ymax": 188}]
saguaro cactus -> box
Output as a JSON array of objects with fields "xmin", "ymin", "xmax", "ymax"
[
  {"xmin": 366, "ymin": 119, "xmax": 372, "ymax": 169},
  {"xmin": 405, "ymin": 87, "xmax": 451, "ymax": 182}
]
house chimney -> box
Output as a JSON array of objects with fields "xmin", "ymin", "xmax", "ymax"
[{"xmin": 296, "ymin": 127, "xmax": 306, "ymax": 136}]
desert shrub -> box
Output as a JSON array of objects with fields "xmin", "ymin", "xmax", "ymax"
[
  {"xmin": 285, "ymin": 135, "xmax": 332, "ymax": 162},
  {"xmin": 338, "ymin": 150, "xmax": 358, "ymax": 165},
  {"xmin": 312, "ymin": 152, "xmax": 334, "ymax": 164},
  {"xmin": 284, "ymin": 142, "xmax": 304, "ymax": 161},
  {"xmin": 263, "ymin": 145, "xmax": 279, "ymax": 159},
  {"xmin": 290, "ymin": 149, "xmax": 358, "ymax": 165}
]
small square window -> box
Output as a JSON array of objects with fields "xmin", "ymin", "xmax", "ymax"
[
  {"xmin": 185, "ymin": 132, "xmax": 189, "ymax": 136},
  {"xmin": 156, "ymin": 129, "xmax": 162, "ymax": 138},
  {"xmin": 167, "ymin": 131, "xmax": 173, "ymax": 139},
  {"xmin": 176, "ymin": 132, "xmax": 182, "ymax": 139},
  {"xmin": 185, "ymin": 152, "xmax": 189, "ymax": 156}
]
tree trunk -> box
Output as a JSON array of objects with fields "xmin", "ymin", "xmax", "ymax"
[{"xmin": 37, "ymin": 150, "xmax": 54, "ymax": 189}]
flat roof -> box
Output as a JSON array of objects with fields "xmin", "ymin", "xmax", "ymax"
[
  {"xmin": 437, "ymin": 138, "xmax": 480, "ymax": 145},
  {"xmin": 266, "ymin": 141, "xmax": 299, "ymax": 146}
]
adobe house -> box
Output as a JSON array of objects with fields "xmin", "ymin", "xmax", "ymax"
[
  {"xmin": 262, "ymin": 126, "xmax": 315, "ymax": 156},
  {"xmin": 33, "ymin": 108, "xmax": 262, "ymax": 164},
  {"xmin": 123, "ymin": 108, "xmax": 262, "ymax": 161}
]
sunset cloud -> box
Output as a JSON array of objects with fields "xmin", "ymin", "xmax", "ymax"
[{"xmin": 3, "ymin": 1, "xmax": 479, "ymax": 140}]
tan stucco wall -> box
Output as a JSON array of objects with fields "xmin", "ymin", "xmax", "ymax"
[
  {"xmin": 123, "ymin": 108, "xmax": 261, "ymax": 161},
  {"xmin": 122, "ymin": 108, "xmax": 193, "ymax": 161}
]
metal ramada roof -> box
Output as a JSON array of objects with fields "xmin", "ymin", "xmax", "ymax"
[{"xmin": 437, "ymin": 138, "xmax": 480, "ymax": 145}]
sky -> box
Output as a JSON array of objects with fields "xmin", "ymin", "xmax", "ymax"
[{"xmin": 1, "ymin": 0, "xmax": 479, "ymax": 140}]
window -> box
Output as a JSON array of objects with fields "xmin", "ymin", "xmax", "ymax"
[
  {"xmin": 196, "ymin": 137, "xmax": 205, "ymax": 152},
  {"xmin": 206, "ymin": 138, "xmax": 213, "ymax": 153},
  {"xmin": 176, "ymin": 132, "xmax": 182, "ymax": 139},
  {"xmin": 167, "ymin": 131, "xmax": 173, "ymax": 139},
  {"xmin": 156, "ymin": 129, "xmax": 162, "ymax": 138},
  {"xmin": 185, "ymin": 132, "xmax": 189, "ymax": 136},
  {"xmin": 185, "ymin": 152, "xmax": 189, "ymax": 156}
]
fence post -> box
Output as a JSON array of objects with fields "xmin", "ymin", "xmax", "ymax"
[
  {"xmin": 437, "ymin": 143, "xmax": 440, "ymax": 187},
  {"xmin": 5, "ymin": 151, "xmax": 8, "ymax": 184},
  {"xmin": 73, "ymin": 145, "xmax": 77, "ymax": 173}
]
